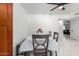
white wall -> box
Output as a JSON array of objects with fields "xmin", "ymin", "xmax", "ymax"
[
  {"xmin": 13, "ymin": 4, "xmax": 31, "ymax": 55},
  {"xmin": 27, "ymin": 14, "xmax": 59, "ymax": 34},
  {"xmin": 70, "ymin": 16, "xmax": 79, "ymax": 40}
]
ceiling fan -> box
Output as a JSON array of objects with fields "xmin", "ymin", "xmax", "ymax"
[{"xmin": 47, "ymin": 3, "xmax": 69, "ymax": 11}]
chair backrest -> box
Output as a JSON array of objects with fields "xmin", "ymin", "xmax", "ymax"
[
  {"xmin": 32, "ymin": 34, "xmax": 49, "ymax": 55},
  {"xmin": 53, "ymin": 32, "xmax": 59, "ymax": 42}
]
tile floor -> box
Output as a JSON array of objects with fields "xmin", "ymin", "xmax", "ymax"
[{"xmin": 62, "ymin": 35, "xmax": 79, "ymax": 56}]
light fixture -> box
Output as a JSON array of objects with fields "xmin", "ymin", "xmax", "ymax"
[{"xmin": 58, "ymin": 5, "xmax": 65, "ymax": 10}]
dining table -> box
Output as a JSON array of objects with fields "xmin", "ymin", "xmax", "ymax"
[{"xmin": 20, "ymin": 34, "xmax": 58, "ymax": 55}]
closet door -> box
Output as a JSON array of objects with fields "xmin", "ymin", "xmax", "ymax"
[{"xmin": 0, "ymin": 3, "xmax": 13, "ymax": 56}]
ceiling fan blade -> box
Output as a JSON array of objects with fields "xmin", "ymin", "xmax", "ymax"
[
  {"xmin": 50, "ymin": 5, "xmax": 60, "ymax": 11},
  {"xmin": 48, "ymin": 3, "xmax": 68, "ymax": 5},
  {"xmin": 60, "ymin": 3, "xmax": 69, "ymax": 5},
  {"xmin": 48, "ymin": 3, "xmax": 59, "ymax": 5}
]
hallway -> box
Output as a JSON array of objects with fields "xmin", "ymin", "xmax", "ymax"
[{"xmin": 63, "ymin": 36, "xmax": 79, "ymax": 56}]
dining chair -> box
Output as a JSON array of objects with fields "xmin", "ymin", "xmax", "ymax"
[
  {"xmin": 16, "ymin": 44, "xmax": 21, "ymax": 56},
  {"xmin": 16, "ymin": 38, "xmax": 30, "ymax": 56},
  {"xmin": 32, "ymin": 34, "xmax": 50, "ymax": 56}
]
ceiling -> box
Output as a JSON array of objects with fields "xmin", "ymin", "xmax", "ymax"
[{"xmin": 21, "ymin": 3, "xmax": 79, "ymax": 15}]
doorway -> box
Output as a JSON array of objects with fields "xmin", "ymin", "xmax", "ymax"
[{"xmin": 63, "ymin": 21, "xmax": 70, "ymax": 39}]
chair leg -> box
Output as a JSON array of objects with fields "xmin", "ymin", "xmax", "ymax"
[
  {"xmin": 50, "ymin": 51, "xmax": 52, "ymax": 56},
  {"xmin": 28, "ymin": 52, "xmax": 30, "ymax": 56},
  {"xmin": 55, "ymin": 51, "xmax": 57, "ymax": 56}
]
